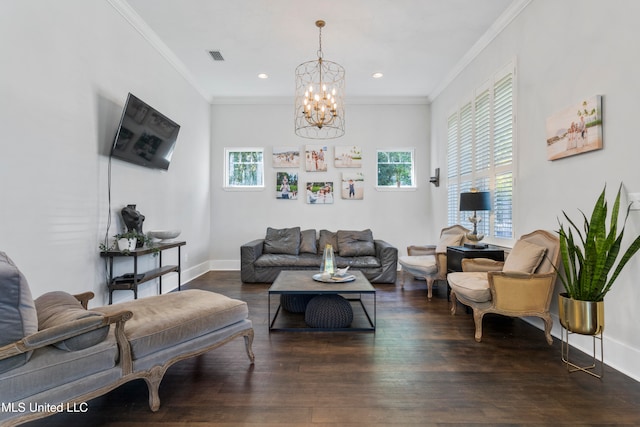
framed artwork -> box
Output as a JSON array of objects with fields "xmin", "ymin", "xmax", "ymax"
[
  {"xmin": 276, "ymin": 172, "xmax": 297, "ymax": 199},
  {"xmin": 334, "ymin": 145, "xmax": 362, "ymax": 168},
  {"xmin": 341, "ymin": 172, "xmax": 364, "ymax": 200},
  {"xmin": 305, "ymin": 182, "xmax": 334, "ymax": 204},
  {"xmin": 272, "ymin": 146, "xmax": 300, "ymax": 168},
  {"xmin": 546, "ymin": 95, "xmax": 603, "ymax": 161},
  {"xmin": 305, "ymin": 145, "xmax": 329, "ymax": 172}
]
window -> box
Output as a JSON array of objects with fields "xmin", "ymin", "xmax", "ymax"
[
  {"xmin": 376, "ymin": 149, "xmax": 415, "ymax": 189},
  {"xmin": 446, "ymin": 63, "xmax": 515, "ymax": 240},
  {"xmin": 224, "ymin": 148, "xmax": 264, "ymax": 189}
]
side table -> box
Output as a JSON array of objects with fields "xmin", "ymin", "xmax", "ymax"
[{"xmin": 446, "ymin": 245, "xmax": 505, "ymax": 273}]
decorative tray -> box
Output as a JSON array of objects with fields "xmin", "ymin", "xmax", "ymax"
[{"xmin": 312, "ymin": 273, "xmax": 356, "ymax": 283}]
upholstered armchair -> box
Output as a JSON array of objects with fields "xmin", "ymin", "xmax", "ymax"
[
  {"xmin": 448, "ymin": 230, "xmax": 560, "ymax": 344},
  {"xmin": 398, "ymin": 225, "xmax": 470, "ymax": 300}
]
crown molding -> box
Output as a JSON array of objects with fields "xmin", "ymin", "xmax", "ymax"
[
  {"xmin": 428, "ymin": 0, "xmax": 531, "ymax": 101},
  {"xmin": 107, "ymin": 0, "xmax": 211, "ymax": 102}
]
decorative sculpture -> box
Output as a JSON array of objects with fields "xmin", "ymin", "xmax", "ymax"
[{"xmin": 121, "ymin": 204, "xmax": 145, "ymax": 247}]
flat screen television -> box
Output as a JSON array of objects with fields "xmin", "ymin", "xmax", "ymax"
[{"xmin": 111, "ymin": 93, "xmax": 181, "ymax": 170}]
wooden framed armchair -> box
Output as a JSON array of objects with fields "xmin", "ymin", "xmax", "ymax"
[
  {"xmin": 398, "ymin": 225, "xmax": 470, "ymax": 300},
  {"xmin": 447, "ymin": 230, "xmax": 560, "ymax": 344}
]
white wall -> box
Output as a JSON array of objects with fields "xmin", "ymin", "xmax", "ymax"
[
  {"xmin": 430, "ymin": 0, "xmax": 640, "ymax": 380},
  {"xmin": 209, "ymin": 100, "xmax": 433, "ymax": 268},
  {"xmin": 0, "ymin": 0, "xmax": 212, "ymax": 305}
]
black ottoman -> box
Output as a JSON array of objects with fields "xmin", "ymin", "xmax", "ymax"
[
  {"xmin": 305, "ymin": 295, "xmax": 354, "ymax": 328},
  {"xmin": 280, "ymin": 294, "xmax": 315, "ymax": 313}
]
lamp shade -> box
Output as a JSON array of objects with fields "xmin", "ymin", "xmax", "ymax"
[{"xmin": 459, "ymin": 191, "xmax": 491, "ymax": 211}]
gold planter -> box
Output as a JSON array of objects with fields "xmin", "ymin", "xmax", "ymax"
[
  {"xmin": 558, "ymin": 293, "xmax": 605, "ymax": 378},
  {"xmin": 558, "ymin": 293, "xmax": 604, "ymax": 335}
]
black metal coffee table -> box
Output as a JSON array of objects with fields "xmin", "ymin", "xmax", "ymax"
[{"xmin": 268, "ymin": 270, "xmax": 376, "ymax": 332}]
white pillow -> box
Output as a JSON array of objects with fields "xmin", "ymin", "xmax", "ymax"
[
  {"xmin": 435, "ymin": 232, "xmax": 464, "ymax": 253},
  {"xmin": 503, "ymin": 240, "xmax": 547, "ymax": 273}
]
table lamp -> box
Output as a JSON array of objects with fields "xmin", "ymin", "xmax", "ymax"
[{"xmin": 459, "ymin": 190, "xmax": 491, "ymax": 248}]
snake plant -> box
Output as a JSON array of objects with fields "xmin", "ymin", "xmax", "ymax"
[{"xmin": 557, "ymin": 184, "xmax": 640, "ymax": 301}]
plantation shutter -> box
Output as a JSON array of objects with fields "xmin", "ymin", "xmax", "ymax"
[{"xmin": 446, "ymin": 62, "xmax": 515, "ymax": 239}]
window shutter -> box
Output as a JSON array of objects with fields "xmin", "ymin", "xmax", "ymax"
[
  {"xmin": 474, "ymin": 89, "xmax": 491, "ymax": 172},
  {"xmin": 494, "ymin": 171, "xmax": 513, "ymax": 238},
  {"xmin": 459, "ymin": 103, "xmax": 473, "ymax": 176},
  {"xmin": 493, "ymin": 74, "xmax": 513, "ymax": 167},
  {"xmin": 447, "ymin": 113, "xmax": 458, "ymax": 179}
]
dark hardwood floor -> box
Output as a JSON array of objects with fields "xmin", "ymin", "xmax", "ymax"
[{"xmin": 26, "ymin": 271, "xmax": 640, "ymax": 426}]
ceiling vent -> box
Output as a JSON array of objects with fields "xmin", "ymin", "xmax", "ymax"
[{"xmin": 208, "ymin": 50, "xmax": 225, "ymax": 61}]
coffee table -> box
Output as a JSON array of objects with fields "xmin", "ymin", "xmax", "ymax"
[{"xmin": 268, "ymin": 270, "xmax": 376, "ymax": 332}]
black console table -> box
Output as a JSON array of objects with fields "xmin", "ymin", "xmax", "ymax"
[
  {"xmin": 101, "ymin": 241, "xmax": 186, "ymax": 304},
  {"xmin": 446, "ymin": 245, "xmax": 505, "ymax": 273}
]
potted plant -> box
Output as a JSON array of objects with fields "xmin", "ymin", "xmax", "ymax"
[
  {"xmin": 114, "ymin": 231, "xmax": 140, "ymax": 252},
  {"xmin": 556, "ymin": 183, "xmax": 640, "ymax": 335},
  {"xmin": 99, "ymin": 231, "xmax": 157, "ymax": 255}
]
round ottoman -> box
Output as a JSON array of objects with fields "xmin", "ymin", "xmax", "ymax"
[
  {"xmin": 305, "ymin": 294, "xmax": 354, "ymax": 328},
  {"xmin": 280, "ymin": 294, "xmax": 315, "ymax": 313}
]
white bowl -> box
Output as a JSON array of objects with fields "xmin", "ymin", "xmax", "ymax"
[{"xmin": 147, "ymin": 229, "xmax": 181, "ymax": 240}]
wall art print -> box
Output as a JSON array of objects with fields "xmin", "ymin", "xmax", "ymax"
[
  {"xmin": 276, "ymin": 172, "xmax": 297, "ymax": 200},
  {"xmin": 305, "ymin": 145, "xmax": 329, "ymax": 172},
  {"xmin": 272, "ymin": 146, "xmax": 300, "ymax": 168},
  {"xmin": 546, "ymin": 95, "xmax": 603, "ymax": 161},
  {"xmin": 305, "ymin": 182, "xmax": 333, "ymax": 204},
  {"xmin": 341, "ymin": 172, "xmax": 364, "ymax": 200},
  {"xmin": 334, "ymin": 145, "xmax": 362, "ymax": 168}
]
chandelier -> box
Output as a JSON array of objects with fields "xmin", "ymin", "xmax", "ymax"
[{"xmin": 295, "ymin": 20, "xmax": 345, "ymax": 139}]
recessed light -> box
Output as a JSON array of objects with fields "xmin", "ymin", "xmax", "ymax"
[
  {"xmin": 258, "ymin": 73, "xmax": 269, "ymax": 79},
  {"xmin": 372, "ymin": 72, "xmax": 384, "ymax": 79}
]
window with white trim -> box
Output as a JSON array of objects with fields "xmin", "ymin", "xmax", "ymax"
[
  {"xmin": 447, "ymin": 63, "xmax": 515, "ymax": 239},
  {"xmin": 224, "ymin": 148, "xmax": 264, "ymax": 189},
  {"xmin": 376, "ymin": 149, "xmax": 415, "ymax": 189}
]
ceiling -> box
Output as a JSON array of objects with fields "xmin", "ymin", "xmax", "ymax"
[{"xmin": 122, "ymin": 0, "xmax": 524, "ymax": 102}]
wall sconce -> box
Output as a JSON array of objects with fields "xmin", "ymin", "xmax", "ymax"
[{"xmin": 429, "ymin": 168, "xmax": 440, "ymax": 187}]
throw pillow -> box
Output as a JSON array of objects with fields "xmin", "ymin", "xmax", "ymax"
[
  {"xmin": 503, "ymin": 240, "xmax": 547, "ymax": 273},
  {"xmin": 300, "ymin": 229, "xmax": 317, "ymax": 254},
  {"xmin": 34, "ymin": 291, "xmax": 109, "ymax": 352},
  {"xmin": 336, "ymin": 229, "xmax": 376, "ymax": 257},
  {"xmin": 318, "ymin": 230, "xmax": 339, "ymax": 254},
  {"xmin": 0, "ymin": 252, "xmax": 38, "ymax": 374},
  {"xmin": 435, "ymin": 231, "xmax": 465, "ymax": 253},
  {"xmin": 264, "ymin": 227, "xmax": 301, "ymax": 255}
]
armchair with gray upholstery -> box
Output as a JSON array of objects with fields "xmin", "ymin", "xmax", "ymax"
[
  {"xmin": 447, "ymin": 229, "xmax": 560, "ymax": 344},
  {"xmin": 398, "ymin": 225, "xmax": 470, "ymax": 300}
]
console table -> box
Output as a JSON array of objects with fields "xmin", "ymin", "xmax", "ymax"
[
  {"xmin": 101, "ymin": 241, "xmax": 185, "ymax": 304},
  {"xmin": 447, "ymin": 245, "xmax": 505, "ymax": 273}
]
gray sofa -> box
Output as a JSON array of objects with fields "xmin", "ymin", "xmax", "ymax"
[
  {"xmin": 241, "ymin": 227, "xmax": 398, "ymax": 283},
  {"xmin": 0, "ymin": 252, "xmax": 254, "ymax": 427}
]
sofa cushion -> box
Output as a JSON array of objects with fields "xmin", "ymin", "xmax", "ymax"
[
  {"xmin": 503, "ymin": 240, "xmax": 547, "ymax": 273},
  {"xmin": 300, "ymin": 229, "xmax": 317, "ymax": 254},
  {"xmin": 94, "ymin": 289, "xmax": 248, "ymax": 360},
  {"xmin": 0, "ymin": 332, "xmax": 119, "ymax": 402},
  {"xmin": 318, "ymin": 230, "xmax": 339, "ymax": 254},
  {"xmin": 336, "ymin": 229, "xmax": 375, "ymax": 257},
  {"xmin": 264, "ymin": 227, "xmax": 301, "ymax": 255},
  {"xmin": 398, "ymin": 255, "xmax": 438, "ymax": 275},
  {"xmin": 0, "ymin": 252, "xmax": 38, "ymax": 374},
  {"xmin": 255, "ymin": 253, "xmax": 322, "ymax": 268},
  {"xmin": 448, "ymin": 272, "xmax": 491, "ymax": 303},
  {"xmin": 34, "ymin": 291, "xmax": 109, "ymax": 351}
]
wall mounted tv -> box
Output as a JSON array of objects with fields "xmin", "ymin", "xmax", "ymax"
[{"xmin": 111, "ymin": 93, "xmax": 181, "ymax": 170}]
